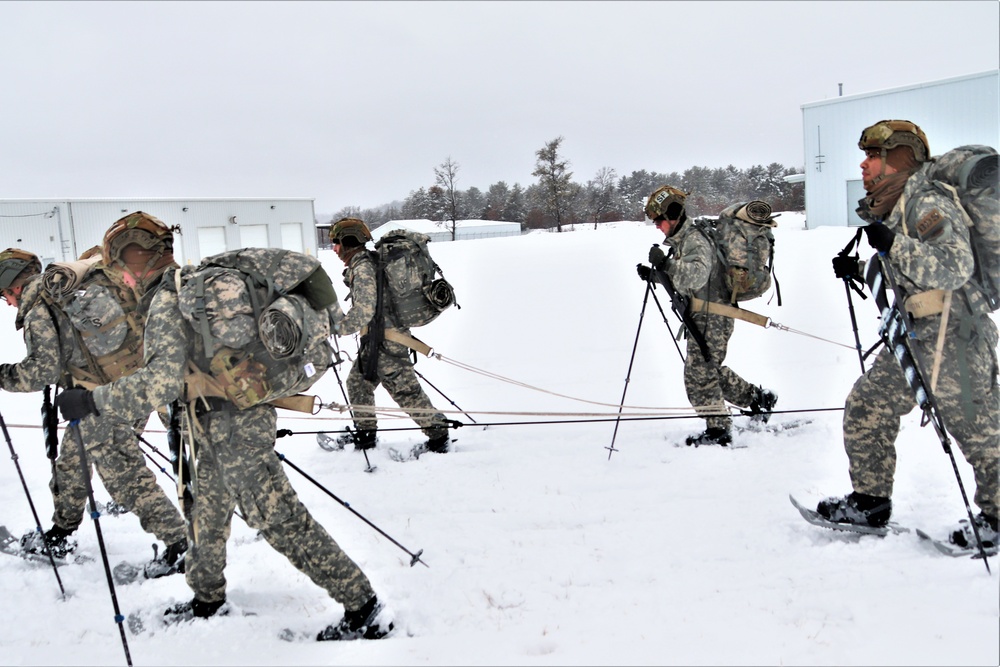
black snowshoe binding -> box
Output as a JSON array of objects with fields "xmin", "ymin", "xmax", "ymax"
[
  {"xmin": 335, "ymin": 428, "xmax": 377, "ymax": 451},
  {"xmin": 164, "ymin": 597, "xmax": 228, "ymax": 622},
  {"xmin": 19, "ymin": 525, "xmax": 77, "ymax": 560},
  {"xmin": 317, "ymin": 596, "xmax": 394, "ymax": 641},
  {"xmin": 685, "ymin": 427, "xmax": 732, "ymax": 447},
  {"xmin": 144, "ymin": 538, "xmax": 188, "ymax": 579},
  {"xmin": 950, "ymin": 513, "xmax": 998, "ymax": 549},
  {"xmin": 746, "ymin": 386, "xmax": 778, "ymax": 424},
  {"xmin": 816, "ymin": 491, "xmax": 892, "ymax": 529}
]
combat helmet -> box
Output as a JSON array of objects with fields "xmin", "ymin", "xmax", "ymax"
[
  {"xmin": 329, "ymin": 218, "xmax": 373, "ymax": 247},
  {"xmin": 858, "ymin": 119, "xmax": 930, "ymax": 163},
  {"xmin": 0, "ymin": 248, "xmax": 42, "ymax": 290},
  {"xmin": 645, "ymin": 185, "xmax": 689, "ymax": 223},
  {"xmin": 101, "ymin": 211, "xmax": 174, "ymax": 270}
]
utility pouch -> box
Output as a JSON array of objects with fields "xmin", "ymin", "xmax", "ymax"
[{"xmin": 208, "ymin": 348, "xmax": 271, "ymax": 409}]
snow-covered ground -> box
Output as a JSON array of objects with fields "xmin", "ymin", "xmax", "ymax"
[{"xmin": 0, "ymin": 213, "xmax": 996, "ymax": 666}]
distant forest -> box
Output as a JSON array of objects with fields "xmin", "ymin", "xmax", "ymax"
[{"xmin": 328, "ymin": 137, "xmax": 804, "ymax": 231}]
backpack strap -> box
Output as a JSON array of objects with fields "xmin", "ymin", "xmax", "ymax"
[{"xmin": 688, "ymin": 297, "xmax": 770, "ymax": 328}]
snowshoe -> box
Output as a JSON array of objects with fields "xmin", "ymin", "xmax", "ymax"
[
  {"xmin": 950, "ymin": 513, "xmax": 998, "ymax": 549},
  {"xmin": 19, "ymin": 525, "xmax": 77, "ymax": 560},
  {"xmin": 746, "ymin": 386, "xmax": 778, "ymax": 424},
  {"xmin": 816, "ymin": 491, "xmax": 892, "ymax": 529},
  {"xmin": 317, "ymin": 596, "xmax": 394, "ymax": 641},
  {"xmin": 685, "ymin": 427, "xmax": 732, "ymax": 447}
]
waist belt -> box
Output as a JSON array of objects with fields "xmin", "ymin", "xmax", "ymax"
[
  {"xmin": 689, "ymin": 297, "xmax": 770, "ymax": 328},
  {"xmin": 904, "ymin": 289, "xmax": 948, "ymax": 319}
]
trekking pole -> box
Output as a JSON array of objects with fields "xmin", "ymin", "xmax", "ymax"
[
  {"xmin": 647, "ymin": 283, "xmax": 686, "ymax": 364},
  {"xmin": 328, "ymin": 338, "xmax": 376, "ymax": 473},
  {"xmin": 838, "ymin": 229, "xmax": 869, "ymax": 374},
  {"xmin": 872, "ymin": 255, "xmax": 992, "ymax": 573},
  {"xmin": 274, "ymin": 450, "xmax": 428, "ymax": 568},
  {"xmin": 68, "ymin": 421, "xmax": 133, "ymax": 663},
  {"xmin": 412, "ymin": 367, "xmax": 480, "ymax": 426},
  {"xmin": 606, "ymin": 278, "xmax": 655, "ymax": 460},
  {"xmin": 0, "ymin": 410, "xmax": 66, "ymax": 598}
]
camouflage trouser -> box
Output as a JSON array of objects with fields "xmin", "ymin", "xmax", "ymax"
[
  {"xmin": 184, "ymin": 402, "xmax": 375, "ymax": 609},
  {"xmin": 683, "ymin": 311, "xmax": 759, "ymax": 431},
  {"xmin": 347, "ymin": 339, "xmax": 447, "ymax": 438},
  {"xmin": 52, "ymin": 414, "xmax": 186, "ymax": 545},
  {"xmin": 844, "ymin": 314, "xmax": 1000, "ymax": 518}
]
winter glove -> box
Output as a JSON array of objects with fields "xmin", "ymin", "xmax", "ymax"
[
  {"xmin": 648, "ymin": 245, "xmax": 667, "ymax": 270},
  {"xmin": 55, "ymin": 388, "xmax": 100, "ymax": 421},
  {"xmin": 863, "ymin": 223, "xmax": 895, "ymax": 254},
  {"xmin": 832, "ymin": 253, "xmax": 861, "ymax": 281},
  {"xmin": 636, "ymin": 263, "xmax": 652, "ymax": 282}
]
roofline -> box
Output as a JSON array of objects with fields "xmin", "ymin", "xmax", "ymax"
[{"xmin": 801, "ymin": 69, "xmax": 998, "ymax": 109}]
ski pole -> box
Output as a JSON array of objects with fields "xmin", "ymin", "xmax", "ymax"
[
  {"xmin": 838, "ymin": 229, "xmax": 869, "ymax": 374},
  {"xmin": 413, "ymin": 367, "xmax": 479, "ymax": 425},
  {"xmin": 329, "ymin": 338, "xmax": 376, "ymax": 473},
  {"xmin": 647, "ymin": 283, "xmax": 686, "ymax": 364},
  {"xmin": 0, "ymin": 409, "xmax": 66, "ymax": 598},
  {"xmin": 606, "ymin": 278, "xmax": 654, "ymax": 460},
  {"xmin": 68, "ymin": 421, "xmax": 133, "ymax": 663},
  {"xmin": 274, "ymin": 450, "xmax": 428, "ymax": 568}
]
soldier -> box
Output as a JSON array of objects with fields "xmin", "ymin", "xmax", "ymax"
[
  {"xmin": 330, "ymin": 217, "xmax": 451, "ymax": 452},
  {"xmin": 54, "ymin": 247, "xmax": 394, "ymax": 641},
  {"xmin": 0, "ymin": 221, "xmax": 188, "ymax": 575},
  {"xmin": 638, "ymin": 186, "xmax": 777, "ymax": 446},
  {"xmin": 818, "ymin": 120, "xmax": 999, "ymax": 549}
]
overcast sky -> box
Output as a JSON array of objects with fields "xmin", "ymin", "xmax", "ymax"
[{"xmin": 1, "ymin": 1, "xmax": 997, "ymax": 217}]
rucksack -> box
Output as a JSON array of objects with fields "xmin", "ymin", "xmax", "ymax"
[
  {"xmin": 172, "ymin": 248, "xmax": 340, "ymax": 409},
  {"xmin": 373, "ymin": 229, "xmax": 457, "ymax": 328},
  {"xmin": 702, "ymin": 201, "xmax": 779, "ymax": 305},
  {"xmin": 923, "ymin": 145, "xmax": 999, "ymax": 311}
]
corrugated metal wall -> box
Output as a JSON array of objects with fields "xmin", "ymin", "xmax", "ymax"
[
  {"xmin": 0, "ymin": 198, "xmax": 317, "ymax": 263},
  {"xmin": 800, "ymin": 70, "xmax": 999, "ymax": 228}
]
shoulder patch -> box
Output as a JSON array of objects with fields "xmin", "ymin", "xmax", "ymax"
[{"xmin": 916, "ymin": 208, "xmax": 945, "ymax": 241}]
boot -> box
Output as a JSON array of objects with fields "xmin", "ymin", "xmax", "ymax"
[
  {"xmin": 164, "ymin": 596, "xmax": 227, "ymax": 621},
  {"xmin": 20, "ymin": 524, "xmax": 77, "ymax": 559},
  {"xmin": 354, "ymin": 429, "xmax": 377, "ymax": 451},
  {"xmin": 425, "ymin": 432, "xmax": 450, "ymax": 453},
  {"xmin": 950, "ymin": 513, "xmax": 998, "ymax": 549},
  {"xmin": 748, "ymin": 386, "xmax": 778, "ymax": 423},
  {"xmin": 816, "ymin": 491, "xmax": 892, "ymax": 528},
  {"xmin": 317, "ymin": 595, "xmax": 394, "ymax": 641},
  {"xmin": 685, "ymin": 427, "xmax": 732, "ymax": 447}
]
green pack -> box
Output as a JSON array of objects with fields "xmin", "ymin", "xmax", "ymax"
[
  {"xmin": 172, "ymin": 248, "xmax": 340, "ymax": 408},
  {"xmin": 374, "ymin": 229, "xmax": 457, "ymax": 328},
  {"xmin": 703, "ymin": 201, "xmax": 779, "ymax": 305}
]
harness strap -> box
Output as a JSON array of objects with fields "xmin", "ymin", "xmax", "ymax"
[
  {"xmin": 360, "ymin": 325, "xmax": 433, "ymax": 356},
  {"xmin": 689, "ymin": 297, "xmax": 770, "ymax": 328}
]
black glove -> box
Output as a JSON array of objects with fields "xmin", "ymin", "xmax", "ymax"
[
  {"xmin": 648, "ymin": 245, "xmax": 667, "ymax": 270},
  {"xmin": 832, "ymin": 253, "xmax": 861, "ymax": 281},
  {"xmin": 863, "ymin": 223, "xmax": 895, "ymax": 254},
  {"xmin": 55, "ymin": 388, "xmax": 99, "ymax": 421},
  {"xmin": 636, "ymin": 264, "xmax": 652, "ymax": 282}
]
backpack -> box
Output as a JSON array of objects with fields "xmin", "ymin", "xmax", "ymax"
[
  {"xmin": 924, "ymin": 145, "xmax": 999, "ymax": 311},
  {"xmin": 373, "ymin": 229, "xmax": 457, "ymax": 328},
  {"xmin": 173, "ymin": 248, "xmax": 340, "ymax": 409},
  {"xmin": 703, "ymin": 201, "xmax": 778, "ymax": 305}
]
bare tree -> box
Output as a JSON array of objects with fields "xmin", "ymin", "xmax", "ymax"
[
  {"xmin": 586, "ymin": 166, "xmax": 618, "ymax": 228},
  {"xmin": 531, "ymin": 136, "xmax": 573, "ymax": 232},
  {"xmin": 434, "ymin": 156, "xmax": 461, "ymax": 240}
]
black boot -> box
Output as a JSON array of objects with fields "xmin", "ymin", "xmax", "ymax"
[
  {"xmin": 950, "ymin": 513, "xmax": 999, "ymax": 548},
  {"xmin": 164, "ymin": 596, "xmax": 227, "ymax": 621},
  {"xmin": 20, "ymin": 524, "xmax": 77, "ymax": 559},
  {"xmin": 685, "ymin": 427, "xmax": 732, "ymax": 447},
  {"xmin": 317, "ymin": 596, "xmax": 394, "ymax": 641},
  {"xmin": 816, "ymin": 491, "xmax": 892, "ymax": 528},
  {"xmin": 425, "ymin": 433, "xmax": 450, "ymax": 453}
]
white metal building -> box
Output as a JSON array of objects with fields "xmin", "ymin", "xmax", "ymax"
[
  {"xmin": 0, "ymin": 198, "xmax": 317, "ymax": 266},
  {"xmin": 799, "ymin": 70, "xmax": 999, "ymax": 229}
]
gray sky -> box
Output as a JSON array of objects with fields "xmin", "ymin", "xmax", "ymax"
[{"xmin": 1, "ymin": 1, "xmax": 997, "ymax": 217}]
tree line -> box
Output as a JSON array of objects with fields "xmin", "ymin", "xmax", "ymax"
[{"xmin": 328, "ymin": 136, "xmax": 804, "ymax": 235}]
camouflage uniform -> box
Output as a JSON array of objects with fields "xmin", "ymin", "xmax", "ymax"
[
  {"xmin": 844, "ymin": 165, "xmax": 999, "ymax": 518},
  {"xmin": 661, "ymin": 221, "xmax": 762, "ymax": 432},
  {"xmin": 0, "ymin": 271, "xmax": 186, "ymax": 545},
  {"xmin": 91, "ymin": 274, "xmax": 377, "ymax": 610},
  {"xmin": 339, "ymin": 250, "xmax": 448, "ymax": 439}
]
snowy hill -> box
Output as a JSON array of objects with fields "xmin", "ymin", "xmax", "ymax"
[{"xmin": 0, "ymin": 214, "xmax": 996, "ymax": 666}]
